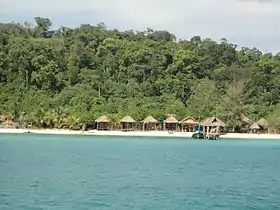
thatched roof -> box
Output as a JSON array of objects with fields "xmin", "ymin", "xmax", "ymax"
[
  {"xmin": 202, "ymin": 116, "xmax": 226, "ymax": 127},
  {"xmin": 256, "ymin": 118, "xmax": 268, "ymax": 128},
  {"xmin": 210, "ymin": 121, "xmax": 222, "ymax": 127},
  {"xmin": 180, "ymin": 116, "xmax": 198, "ymax": 125},
  {"xmin": 143, "ymin": 115, "xmax": 158, "ymax": 124},
  {"xmin": 164, "ymin": 116, "xmax": 178, "ymax": 124},
  {"xmin": 250, "ymin": 122, "xmax": 260, "ymax": 130},
  {"xmin": 120, "ymin": 115, "xmax": 135, "ymax": 123},
  {"xmin": 240, "ymin": 114, "xmax": 250, "ymax": 123},
  {"xmin": 95, "ymin": 115, "xmax": 109, "ymax": 123}
]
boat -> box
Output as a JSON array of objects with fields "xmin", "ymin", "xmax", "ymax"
[
  {"xmin": 192, "ymin": 124, "xmax": 205, "ymax": 139},
  {"xmin": 192, "ymin": 130, "xmax": 204, "ymax": 139}
]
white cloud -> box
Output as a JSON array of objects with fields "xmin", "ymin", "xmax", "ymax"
[
  {"xmin": 0, "ymin": 0, "xmax": 90, "ymax": 13},
  {"xmin": 0, "ymin": 0, "xmax": 280, "ymax": 52}
]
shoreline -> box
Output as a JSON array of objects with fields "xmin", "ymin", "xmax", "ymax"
[{"xmin": 0, "ymin": 128, "xmax": 279, "ymax": 140}]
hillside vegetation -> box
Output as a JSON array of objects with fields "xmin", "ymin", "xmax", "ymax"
[{"xmin": 0, "ymin": 17, "xmax": 279, "ymax": 132}]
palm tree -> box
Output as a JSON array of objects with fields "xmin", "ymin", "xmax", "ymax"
[
  {"xmin": 43, "ymin": 111, "xmax": 56, "ymax": 128},
  {"xmin": 18, "ymin": 112, "xmax": 28, "ymax": 128},
  {"xmin": 60, "ymin": 115, "xmax": 81, "ymax": 130},
  {"xmin": 108, "ymin": 114, "xmax": 122, "ymax": 130},
  {"xmin": 52, "ymin": 107, "xmax": 67, "ymax": 128}
]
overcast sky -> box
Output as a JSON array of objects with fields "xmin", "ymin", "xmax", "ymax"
[{"xmin": 0, "ymin": 0, "xmax": 280, "ymax": 53}]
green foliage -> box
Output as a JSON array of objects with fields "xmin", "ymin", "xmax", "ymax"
[
  {"xmin": 0, "ymin": 17, "xmax": 279, "ymax": 132},
  {"xmin": 267, "ymin": 104, "xmax": 280, "ymax": 133},
  {"xmin": 186, "ymin": 79, "xmax": 218, "ymax": 121}
]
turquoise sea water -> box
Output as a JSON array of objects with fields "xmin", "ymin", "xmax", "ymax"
[{"xmin": 1, "ymin": 134, "xmax": 280, "ymax": 209}]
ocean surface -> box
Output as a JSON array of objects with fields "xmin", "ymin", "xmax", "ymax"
[{"xmin": 0, "ymin": 134, "xmax": 280, "ymax": 210}]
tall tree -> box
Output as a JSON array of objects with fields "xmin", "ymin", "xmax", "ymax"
[{"xmin": 0, "ymin": 18, "xmax": 279, "ymax": 132}]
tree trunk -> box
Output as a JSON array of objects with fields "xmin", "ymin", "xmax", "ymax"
[{"xmin": 82, "ymin": 123, "xmax": 87, "ymax": 131}]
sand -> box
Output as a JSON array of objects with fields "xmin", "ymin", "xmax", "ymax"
[{"xmin": 0, "ymin": 128, "xmax": 279, "ymax": 139}]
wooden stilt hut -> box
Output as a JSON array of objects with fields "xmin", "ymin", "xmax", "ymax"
[
  {"xmin": 180, "ymin": 116, "xmax": 198, "ymax": 132},
  {"xmin": 249, "ymin": 122, "xmax": 260, "ymax": 134},
  {"xmin": 256, "ymin": 118, "xmax": 268, "ymax": 133},
  {"xmin": 202, "ymin": 116, "xmax": 226, "ymax": 134},
  {"xmin": 163, "ymin": 115, "xmax": 179, "ymax": 131},
  {"xmin": 95, "ymin": 115, "xmax": 110, "ymax": 130},
  {"xmin": 120, "ymin": 115, "xmax": 135, "ymax": 131},
  {"xmin": 142, "ymin": 115, "xmax": 158, "ymax": 131}
]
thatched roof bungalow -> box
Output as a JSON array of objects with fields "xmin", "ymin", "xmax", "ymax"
[
  {"xmin": 180, "ymin": 116, "xmax": 198, "ymax": 132},
  {"xmin": 95, "ymin": 115, "xmax": 110, "ymax": 130},
  {"xmin": 163, "ymin": 115, "xmax": 179, "ymax": 131},
  {"xmin": 256, "ymin": 118, "xmax": 268, "ymax": 133},
  {"xmin": 142, "ymin": 115, "xmax": 158, "ymax": 131},
  {"xmin": 202, "ymin": 116, "xmax": 226, "ymax": 133},
  {"xmin": 249, "ymin": 122, "xmax": 260, "ymax": 133},
  {"xmin": 120, "ymin": 115, "xmax": 135, "ymax": 131}
]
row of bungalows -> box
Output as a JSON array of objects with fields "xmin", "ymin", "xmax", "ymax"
[
  {"xmin": 94, "ymin": 114, "xmax": 228, "ymax": 132},
  {"xmin": 0, "ymin": 112, "xmax": 270, "ymax": 133},
  {"xmin": 249, "ymin": 118, "xmax": 269, "ymax": 134}
]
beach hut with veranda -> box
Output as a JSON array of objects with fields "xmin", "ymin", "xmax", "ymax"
[
  {"xmin": 95, "ymin": 115, "xmax": 110, "ymax": 130},
  {"xmin": 249, "ymin": 122, "xmax": 260, "ymax": 133},
  {"xmin": 120, "ymin": 115, "xmax": 136, "ymax": 131},
  {"xmin": 256, "ymin": 118, "xmax": 269, "ymax": 133},
  {"xmin": 142, "ymin": 115, "xmax": 158, "ymax": 131},
  {"xmin": 202, "ymin": 116, "xmax": 226, "ymax": 134},
  {"xmin": 163, "ymin": 115, "xmax": 179, "ymax": 131},
  {"xmin": 180, "ymin": 116, "xmax": 198, "ymax": 132}
]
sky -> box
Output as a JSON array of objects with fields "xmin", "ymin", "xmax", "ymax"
[{"xmin": 0, "ymin": 0, "xmax": 280, "ymax": 53}]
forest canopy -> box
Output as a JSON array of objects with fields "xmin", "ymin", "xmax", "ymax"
[{"xmin": 0, "ymin": 17, "xmax": 279, "ymax": 132}]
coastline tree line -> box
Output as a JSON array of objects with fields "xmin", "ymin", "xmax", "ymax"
[{"xmin": 0, "ymin": 17, "xmax": 279, "ymax": 132}]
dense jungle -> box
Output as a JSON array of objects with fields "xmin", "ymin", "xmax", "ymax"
[{"xmin": 0, "ymin": 17, "xmax": 279, "ymax": 132}]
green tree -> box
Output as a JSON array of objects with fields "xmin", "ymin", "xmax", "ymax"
[
  {"xmin": 0, "ymin": 18, "xmax": 279, "ymax": 132},
  {"xmin": 186, "ymin": 79, "xmax": 218, "ymax": 121}
]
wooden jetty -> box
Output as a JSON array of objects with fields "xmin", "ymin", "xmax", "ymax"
[{"xmin": 206, "ymin": 132, "xmax": 220, "ymax": 140}]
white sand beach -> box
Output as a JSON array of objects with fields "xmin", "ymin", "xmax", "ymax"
[{"xmin": 0, "ymin": 128, "xmax": 279, "ymax": 139}]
